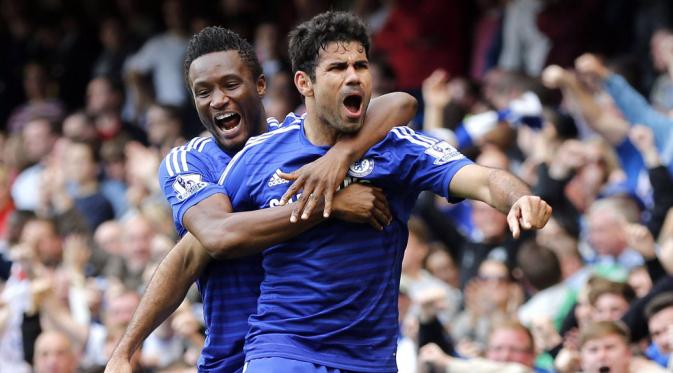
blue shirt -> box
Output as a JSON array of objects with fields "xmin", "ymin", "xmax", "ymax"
[
  {"xmin": 219, "ymin": 120, "xmax": 472, "ymax": 372},
  {"xmin": 158, "ymin": 114, "xmax": 295, "ymax": 372}
]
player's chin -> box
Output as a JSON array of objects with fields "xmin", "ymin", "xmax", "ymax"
[{"xmin": 337, "ymin": 118, "xmax": 364, "ymax": 133}]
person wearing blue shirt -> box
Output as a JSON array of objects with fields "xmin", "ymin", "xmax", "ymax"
[
  {"xmin": 216, "ymin": 11, "xmax": 552, "ymax": 373},
  {"xmin": 106, "ymin": 26, "xmax": 417, "ymax": 373}
]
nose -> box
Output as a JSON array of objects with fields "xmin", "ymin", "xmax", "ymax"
[
  {"xmin": 210, "ymin": 88, "xmax": 229, "ymax": 109},
  {"xmin": 345, "ymin": 64, "xmax": 360, "ymax": 86}
]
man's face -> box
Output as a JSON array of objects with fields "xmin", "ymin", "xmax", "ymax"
[
  {"xmin": 648, "ymin": 306, "xmax": 673, "ymax": 354},
  {"xmin": 580, "ymin": 334, "xmax": 631, "ymax": 373},
  {"xmin": 189, "ymin": 50, "xmax": 265, "ymax": 152},
  {"xmin": 593, "ymin": 293, "xmax": 630, "ymax": 322},
  {"xmin": 309, "ymin": 41, "xmax": 372, "ymax": 134},
  {"xmin": 587, "ymin": 211, "xmax": 626, "ymax": 257},
  {"xmin": 34, "ymin": 333, "xmax": 77, "ymax": 373},
  {"xmin": 486, "ymin": 328, "xmax": 536, "ymax": 368}
]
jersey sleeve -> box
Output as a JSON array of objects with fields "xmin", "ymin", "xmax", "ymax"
[
  {"xmin": 158, "ymin": 143, "xmax": 226, "ymax": 236},
  {"xmin": 389, "ymin": 126, "xmax": 473, "ymax": 202}
]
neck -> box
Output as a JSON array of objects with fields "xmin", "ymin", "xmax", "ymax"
[{"xmin": 304, "ymin": 107, "xmax": 339, "ymax": 146}]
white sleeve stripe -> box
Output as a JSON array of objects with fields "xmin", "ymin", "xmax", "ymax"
[
  {"xmin": 391, "ymin": 128, "xmax": 433, "ymax": 148},
  {"xmin": 398, "ymin": 127, "xmax": 437, "ymax": 146},
  {"xmin": 218, "ymin": 124, "xmax": 300, "ymax": 185},
  {"xmin": 194, "ymin": 137, "xmax": 207, "ymax": 150},
  {"xmin": 197, "ymin": 138, "xmax": 211, "ymax": 152},
  {"xmin": 165, "ymin": 158, "xmax": 175, "ymax": 176},
  {"xmin": 172, "ymin": 150, "xmax": 181, "ymax": 173},
  {"xmin": 186, "ymin": 137, "xmax": 199, "ymax": 151},
  {"xmin": 180, "ymin": 150, "xmax": 188, "ymax": 171}
]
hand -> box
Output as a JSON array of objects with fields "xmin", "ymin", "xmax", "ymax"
[
  {"xmin": 624, "ymin": 223, "xmax": 656, "ymax": 260},
  {"xmin": 554, "ymin": 347, "xmax": 581, "ymax": 373},
  {"xmin": 507, "ymin": 196, "xmax": 552, "ymax": 238},
  {"xmin": 422, "ymin": 69, "xmax": 452, "ymax": 108},
  {"xmin": 541, "ymin": 65, "xmax": 570, "ymax": 89},
  {"xmin": 629, "ymin": 125, "xmax": 659, "ymax": 165},
  {"xmin": 418, "ymin": 343, "xmax": 452, "ymax": 370},
  {"xmin": 104, "ymin": 356, "xmax": 133, "ymax": 373},
  {"xmin": 575, "ymin": 53, "xmax": 610, "ymax": 80},
  {"xmin": 332, "ymin": 183, "xmax": 392, "ymax": 231},
  {"xmin": 279, "ymin": 148, "xmax": 351, "ymax": 222},
  {"xmin": 531, "ymin": 316, "xmax": 562, "ymax": 351}
]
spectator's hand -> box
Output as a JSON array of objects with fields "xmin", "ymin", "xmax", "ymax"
[
  {"xmin": 629, "ymin": 125, "xmax": 661, "ymax": 167},
  {"xmin": 507, "ymin": 196, "xmax": 552, "ymax": 238},
  {"xmin": 575, "ymin": 53, "xmax": 610, "ymax": 80},
  {"xmin": 416, "ymin": 286, "xmax": 448, "ymax": 321},
  {"xmin": 549, "ymin": 140, "xmax": 587, "ymax": 179},
  {"xmin": 541, "ymin": 65, "xmax": 571, "ymax": 89},
  {"xmin": 422, "ymin": 69, "xmax": 452, "ymax": 109},
  {"xmin": 625, "ymin": 223, "xmax": 657, "ymax": 260},
  {"xmin": 332, "ymin": 183, "xmax": 392, "ymax": 231},
  {"xmin": 418, "ymin": 343, "xmax": 452, "ymax": 371},
  {"xmin": 456, "ymin": 339, "xmax": 482, "ymax": 358},
  {"xmin": 554, "ymin": 347, "xmax": 581, "ymax": 373},
  {"xmin": 629, "ymin": 125, "xmax": 656, "ymax": 153},
  {"xmin": 278, "ymin": 148, "xmax": 352, "ymax": 221},
  {"xmin": 531, "ymin": 316, "xmax": 562, "ymax": 351}
]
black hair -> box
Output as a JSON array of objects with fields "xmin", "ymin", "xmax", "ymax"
[
  {"xmin": 516, "ymin": 240, "xmax": 562, "ymax": 291},
  {"xmin": 183, "ymin": 26, "xmax": 262, "ymax": 86},
  {"xmin": 288, "ymin": 11, "xmax": 370, "ymax": 81},
  {"xmin": 644, "ymin": 292, "xmax": 673, "ymax": 321}
]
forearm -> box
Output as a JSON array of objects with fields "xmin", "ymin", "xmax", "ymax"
[
  {"xmin": 484, "ymin": 169, "xmax": 532, "ymax": 215},
  {"xmin": 190, "ymin": 202, "xmax": 326, "ymax": 259},
  {"xmin": 111, "ymin": 236, "xmax": 207, "ymax": 360},
  {"xmin": 562, "ymin": 79, "xmax": 628, "ymax": 145},
  {"xmin": 424, "ymin": 104, "xmax": 444, "ymax": 132},
  {"xmin": 605, "ymin": 74, "xmax": 673, "ymax": 146},
  {"xmin": 333, "ymin": 92, "xmax": 417, "ymax": 163}
]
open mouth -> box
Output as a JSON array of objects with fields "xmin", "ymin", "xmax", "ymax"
[
  {"xmin": 214, "ymin": 112, "xmax": 241, "ymax": 133},
  {"xmin": 598, "ymin": 367, "xmax": 610, "ymax": 373},
  {"xmin": 343, "ymin": 94, "xmax": 363, "ymax": 117}
]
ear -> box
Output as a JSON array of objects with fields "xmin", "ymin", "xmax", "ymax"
[
  {"xmin": 294, "ymin": 71, "xmax": 313, "ymax": 98},
  {"xmin": 256, "ymin": 74, "xmax": 267, "ymax": 97}
]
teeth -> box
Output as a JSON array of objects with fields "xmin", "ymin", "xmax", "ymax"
[{"xmin": 215, "ymin": 113, "xmax": 236, "ymax": 121}]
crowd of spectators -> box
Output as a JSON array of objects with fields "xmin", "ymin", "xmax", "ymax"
[{"xmin": 1, "ymin": 0, "xmax": 673, "ymax": 372}]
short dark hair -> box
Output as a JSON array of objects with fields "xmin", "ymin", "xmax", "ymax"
[
  {"xmin": 516, "ymin": 240, "xmax": 562, "ymax": 291},
  {"xmin": 644, "ymin": 292, "xmax": 673, "ymax": 321},
  {"xmin": 588, "ymin": 279, "xmax": 636, "ymax": 307},
  {"xmin": 183, "ymin": 26, "xmax": 262, "ymax": 86},
  {"xmin": 288, "ymin": 11, "xmax": 370, "ymax": 81}
]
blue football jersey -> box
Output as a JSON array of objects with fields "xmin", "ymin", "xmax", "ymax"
[
  {"xmin": 157, "ymin": 114, "xmax": 300, "ymax": 372},
  {"xmin": 219, "ymin": 119, "xmax": 473, "ymax": 372}
]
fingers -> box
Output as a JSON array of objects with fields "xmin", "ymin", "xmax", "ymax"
[
  {"xmin": 518, "ymin": 198, "xmax": 533, "ymax": 230},
  {"xmin": 371, "ymin": 187, "xmax": 392, "ymax": 224},
  {"xmin": 301, "ymin": 184, "xmax": 325, "ymax": 220},
  {"xmin": 323, "ymin": 186, "xmax": 335, "ymax": 218},
  {"xmin": 277, "ymin": 170, "xmax": 299, "ymax": 181},
  {"xmin": 507, "ymin": 204, "xmax": 522, "ymax": 239},
  {"xmin": 290, "ymin": 187, "xmax": 310, "ymax": 223},
  {"xmin": 279, "ymin": 173, "xmax": 304, "ymax": 206}
]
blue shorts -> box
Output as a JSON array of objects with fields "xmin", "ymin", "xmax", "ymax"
[{"xmin": 244, "ymin": 357, "xmax": 360, "ymax": 373}]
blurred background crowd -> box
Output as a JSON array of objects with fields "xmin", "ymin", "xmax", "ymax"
[{"xmin": 1, "ymin": 0, "xmax": 673, "ymax": 372}]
